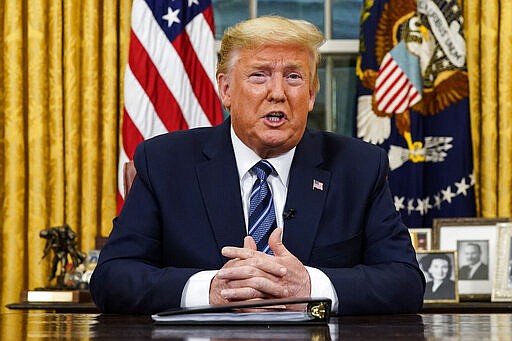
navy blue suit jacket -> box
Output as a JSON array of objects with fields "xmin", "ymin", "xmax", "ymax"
[{"xmin": 90, "ymin": 119, "xmax": 425, "ymax": 314}]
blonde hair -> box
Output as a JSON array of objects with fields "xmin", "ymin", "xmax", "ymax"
[{"xmin": 216, "ymin": 16, "xmax": 325, "ymax": 92}]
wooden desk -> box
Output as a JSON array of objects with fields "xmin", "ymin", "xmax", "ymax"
[
  {"xmin": 6, "ymin": 302, "xmax": 100, "ymax": 313},
  {"xmin": 7, "ymin": 300, "xmax": 512, "ymax": 314},
  {"xmin": 422, "ymin": 301, "xmax": 512, "ymax": 314},
  {"xmin": 1, "ymin": 311, "xmax": 511, "ymax": 340}
]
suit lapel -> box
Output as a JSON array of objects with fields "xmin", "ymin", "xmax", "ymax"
[
  {"xmin": 195, "ymin": 119, "xmax": 247, "ymax": 254},
  {"xmin": 195, "ymin": 122, "xmax": 330, "ymax": 263},
  {"xmin": 282, "ymin": 130, "xmax": 330, "ymax": 263}
]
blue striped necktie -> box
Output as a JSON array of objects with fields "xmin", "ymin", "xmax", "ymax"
[{"xmin": 248, "ymin": 160, "xmax": 277, "ymax": 254}]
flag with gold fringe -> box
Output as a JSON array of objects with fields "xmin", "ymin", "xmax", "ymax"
[{"xmin": 356, "ymin": 0, "xmax": 475, "ymax": 228}]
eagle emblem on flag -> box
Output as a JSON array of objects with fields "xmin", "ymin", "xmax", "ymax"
[{"xmin": 357, "ymin": 0, "xmax": 468, "ymax": 170}]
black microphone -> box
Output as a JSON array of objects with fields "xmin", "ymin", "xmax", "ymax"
[{"xmin": 283, "ymin": 208, "xmax": 296, "ymax": 220}]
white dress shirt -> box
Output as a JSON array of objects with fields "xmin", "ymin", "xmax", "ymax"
[{"xmin": 180, "ymin": 126, "xmax": 338, "ymax": 311}]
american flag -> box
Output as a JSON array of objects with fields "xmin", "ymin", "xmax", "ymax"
[
  {"xmin": 312, "ymin": 179, "xmax": 323, "ymax": 191},
  {"xmin": 118, "ymin": 0, "xmax": 224, "ymax": 210}
]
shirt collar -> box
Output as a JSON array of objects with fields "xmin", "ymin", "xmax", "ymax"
[{"xmin": 230, "ymin": 125, "xmax": 295, "ymax": 186}]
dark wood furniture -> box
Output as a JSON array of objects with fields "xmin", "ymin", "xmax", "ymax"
[
  {"xmin": 7, "ymin": 301, "xmax": 512, "ymax": 314},
  {"xmin": 1, "ymin": 311, "xmax": 511, "ymax": 340},
  {"xmin": 6, "ymin": 302, "xmax": 100, "ymax": 313},
  {"xmin": 422, "ymin": 301, "xmax": 512, "ymax": 314}
]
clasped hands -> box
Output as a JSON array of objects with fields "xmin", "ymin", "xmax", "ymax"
[{"xmin": 210, "ymin": 227, "xmax": 311, "ymax": 308}]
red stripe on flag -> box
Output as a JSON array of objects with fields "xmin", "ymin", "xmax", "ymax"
[
  {"xmin": 377, "ymin": 68, "xmax": 405, "ymax": 110},
  {"xmin": 202, "ymin": 5, "xmax": 215, "ymax": 34},
  {"xmin": 387, "ymin": 82, "xmax": 420, "ymax": 114},
  {"xmin": 173, "ymin": 32, "xmax": 224, "ymax": 126},
  {"xmin": 394, "ymin": 84, "xmax": 418, "ymax": 112},
  {"xmin": 377, "ymin": 55, "xmax": 394, "ymax": 78},
  {"xmin": 129, "ymin": 31, "xmax": 189, "ymax": 132},
  {"xmin": 122, "ymin": 109, "xmax": 144, "ymax": 160},
  {"xmin": 409, "ymin": 90, "xmax": 420, "ymax": 103},
  {"xmin": 382, "ymin": 74, "xmax": 409, "ymax": 113},
  {"xmin": 375, "ymin": 57, "xmax": 394, "ymax": 90},
  {"xmin": 375, "ymin": 63, "xmax": 399, "ymax": 94},
  {"xmin": 116, "ymin": 191, "xmax": 124, "ymax": 215}
]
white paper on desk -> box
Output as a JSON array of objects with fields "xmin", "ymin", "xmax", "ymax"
[{"xmin": 152, "ymin": 311, "xmax": 315, "ymax": 323}]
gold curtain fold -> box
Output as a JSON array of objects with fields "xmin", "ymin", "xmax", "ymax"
[
  {"xmin": 497, "ymin": 2, "xmax": 512, "ymax": 216},
  {"xmin": 465, "ymin": 0, "xmax": 512, "ymax": 217},
  {"xmin": 1, "ymin": 0, "xmax": 27, "ymax": 316},
  {"xmin": 0, "ymin": 0, "xmax": 132, "ymax": 312}
]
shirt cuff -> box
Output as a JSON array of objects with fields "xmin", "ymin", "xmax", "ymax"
[
  {"xmin": 305, "ymin": 266, "xmax": 339, "ymax": 313},
  {"xmin": 180, "ymin": 270, "xmax": 217, "ymax": 307}
]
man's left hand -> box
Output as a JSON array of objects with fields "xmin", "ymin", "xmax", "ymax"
[{"xmin": 218, "ymin": 228, "xmax": 311, "ymax": 301}]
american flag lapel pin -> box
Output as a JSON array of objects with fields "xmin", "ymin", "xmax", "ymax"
[{"xmin": 312, "ymin": 179, "xmax": 323, "ymax": 191}]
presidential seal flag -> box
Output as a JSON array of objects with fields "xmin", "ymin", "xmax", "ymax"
[
  {"xmin": 118, "ymin": 0, "xmax": 223, "ymax": 211},
  {"xmin": 356, "ymin": 0, "xmax": 475, "ymax": 228}
]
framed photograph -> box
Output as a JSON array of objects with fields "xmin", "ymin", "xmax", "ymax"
[
  {"xmin": 433, "ymin": 217, "xmax": 511, "ymax": 300},
  {"xmin": 417, "ymin": 250, "xmax": 459, "ymax": 303},
  {"xmin": 409, "ymin": 228, "xmax": 432, "ymax": 251},
  {"xmin": 492, "ymin": 223, "xmax": 512, "ymax": 302}
]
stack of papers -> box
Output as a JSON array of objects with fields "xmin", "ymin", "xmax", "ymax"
[{"xmin": 152, "ymin": 297, "xmax": 331, "ymax": 325}]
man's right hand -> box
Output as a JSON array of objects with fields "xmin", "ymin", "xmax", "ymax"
[{"xmin": 209, "ymin": 236, "xmax": 259, "ymax": 304}]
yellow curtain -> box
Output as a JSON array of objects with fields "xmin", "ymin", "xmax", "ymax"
[
  {"xmin": 0, "ymin": 0, "xmax": 132, "ymax": 312},
  {"xmin": 465, "ymin": 0, "xmax": 512, "ymax": 217}
]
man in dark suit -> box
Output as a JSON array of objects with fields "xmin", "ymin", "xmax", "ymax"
[
  {"xmin": 459, "ymin": 243, "xmax": 488, "ymax": 280},
  {"xmin": 90, "ymin": 16, "xmax": 425, "ymax": 315}
]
